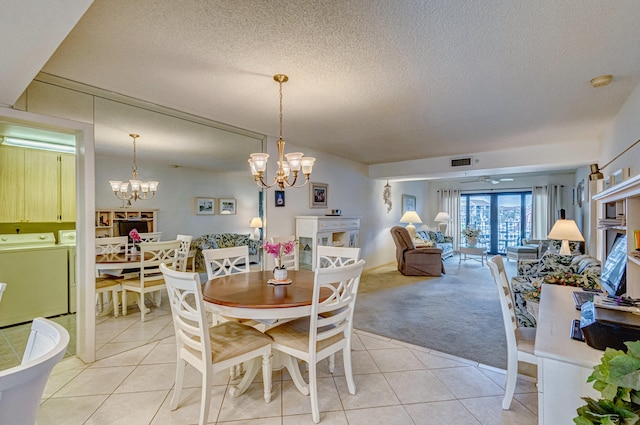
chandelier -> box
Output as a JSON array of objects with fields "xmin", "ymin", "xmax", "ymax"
[
  {"xmin": 109, "ymin": 134, "xmax": 158, "ymax": 205},
  {"xmin": 248, "ymin": 74, "xmax": 315, "ymax": 189}
]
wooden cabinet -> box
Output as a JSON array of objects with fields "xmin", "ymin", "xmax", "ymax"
[
  {"xmin": 95, "ymin": 208, "xmax": 158, "ymax": 237},
  {"xmin": 592, "ymin": 174, "xmax": 640, "ymax": 298},
  {"xmin": 296, "ymin": 216, "xmax": 360, "ymax": 270},
  {"xmin": 60, "ymin": 154, "xmax": 76, "ymax": 222},
  {"xmin": 0, "ymin": 146, "xmax": 75, "ymax": 223}
]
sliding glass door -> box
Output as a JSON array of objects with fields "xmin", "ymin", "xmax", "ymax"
[{"xmin": 460, "ymin": 191, "xmax": 532, "ymax": 254}]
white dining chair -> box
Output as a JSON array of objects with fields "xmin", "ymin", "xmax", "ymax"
[
  {"xmin": 203, "ymin": 246, "xmax": 250, "ymax": 279},
  {"xmin": 0, "ymin": 282, "xmax": 6, "ymax": 305},
  {"xmin": 175, "ymin": 234, "xmax": 193, "ymax": 272},
  {"xmin": 269, "ymin": 235, "xmax": 299, "ymax": 270},
  {"xmin": 266, "ymin": 259, "xmax": 366, "ymax": 423},
  {"xmin": 121, "ymin": 240, "xmax": 181, "ymax": 322},
  {"xmin": 95, "ymin": 236, "xmax": 128, "ymax": 316},
  {"xmin": 317, "ymin": 246, "xmax": 361, "ymax": 268},
  {"xmin": 138, "ymin": 231, "xmax": 162, "ymax": 242},
  {"xmin": 160, "ymin": 264, "xmax": 272, "ymax": 425},
  {"xmin": 0, "ymin": 317, "xmax": 70, "ymax": 425},
  {"xmin": 487, "ymin": 255, "xmax": 537, "ymax": 409}
]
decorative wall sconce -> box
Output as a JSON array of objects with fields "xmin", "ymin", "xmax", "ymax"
[{"xmin": 383, "ymin": 180, "xmax": 392, "ymax": 213}]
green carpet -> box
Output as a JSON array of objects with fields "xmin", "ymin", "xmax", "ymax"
[{"xmin": 354, "ymin": 259, "xmax": 509, "ymax": 369}]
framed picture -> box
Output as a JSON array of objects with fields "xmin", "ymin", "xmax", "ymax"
[
  {"xmin": 275, "ymin": 190, "xmax": 285, "ymax": 207},
  {"xmin": 218, "ymin": 198, "xmax": 237, "ymax": 215},
  {"xmin": 402, "ymin": 194, "xmax": 416, "ymax": 214},
  {"xmin": 310, "ymin": 182, "xmax": 328, "ymax": 208},
  {"xmin": 195, "ymin": 197, "xmax": 215, "ymax": 215}
]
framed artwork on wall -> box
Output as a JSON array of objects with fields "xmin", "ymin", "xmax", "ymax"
[
  {"xmin": 195, "ymin": 197, "xmax": 215, "ymax": 215},
  {"xmin": 402, "ymin": 194, "xmax": 416, "ymax": 214},
  {"xmin": 218, "ymin": 198, "xmax": 237, "ymax": 215},
  {"xmin": 275, "ymin": 190, "xmax": 285, "ymax": 207},
  {"xmin": 310, "ymin": 182, "xmax": 328, "ymax": 208}
]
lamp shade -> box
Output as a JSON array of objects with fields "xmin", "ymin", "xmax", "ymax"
[
  {"xmin": 548, "ymin": 219, "xmax": 584, "ymax": 255},
  {"xmin": 249, "ymin": 217, "xmax": 263, "ymax": 228},
  {"xmin": 400, "ymin": 211, "xmax": 422, "ymax": 224},
  {"xmin": 434, "ymin": 212, "xmax": 450, "ymax": 222}
]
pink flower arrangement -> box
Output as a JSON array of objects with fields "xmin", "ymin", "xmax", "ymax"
[
  {"xmin": 263, "ymin": 240, "xmax": 295, "ymax": 269},
  {"xmin": 129, "ymin": 229, "xmax": 141, "ymax": 243}
]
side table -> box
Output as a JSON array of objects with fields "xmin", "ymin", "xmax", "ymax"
[{"xmin": 458, "ymin": 245, "xmax": 488, "ymax": 266}]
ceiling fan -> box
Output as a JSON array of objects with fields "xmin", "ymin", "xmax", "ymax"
[{"xmin": 460, "ymin": 176, "xmax": 515, "ymax": 185}]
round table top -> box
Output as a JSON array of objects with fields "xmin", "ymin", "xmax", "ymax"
[{"xmin": 202, "ymin": 269, "xmax": 320, "ymax": 310}]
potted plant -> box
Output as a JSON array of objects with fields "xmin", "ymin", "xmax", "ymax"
[
  {"xmin": 574, "ymin": 340, "xmax": 640, "ymax": 424},
  {"xmin": 461, "ymin": 226, "xmax": 481, "ymax": 246},
  {"xmin": 263, "ymin": 240, "xmax": 296, "ymax": 281}
]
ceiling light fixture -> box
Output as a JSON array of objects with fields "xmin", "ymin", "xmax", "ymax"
[
  {"xmin": 248, "ymin": 74, "xmax": 315, "ymax": 190},
  {"xmin": 590, "ymin": 75, "xmax": 613, "ymax": 88},
  {"xmin": 109, "ymin": 134, "xmax": 158, "ymax": 205}
]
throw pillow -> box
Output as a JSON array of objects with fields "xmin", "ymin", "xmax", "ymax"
[
  {"xmin": 434, "ymin": 231, "xmax": 445, "ymax": 243},
  {"xmin": 416, "ymin": 231, "xmax": 430, "ymax": 241}
]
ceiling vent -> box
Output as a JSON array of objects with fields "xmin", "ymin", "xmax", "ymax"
[{"xmin": 450, "ymin": 156, "xmax": 473, "ymax": 168}]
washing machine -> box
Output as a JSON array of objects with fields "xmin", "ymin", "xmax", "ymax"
[
  {"xmin": 58, "ymin": 230, "xmax": 77, "ymax": 313},
  {"xmin": 0, "ymin": 233, "xmax": 69, "ymax": 327}
]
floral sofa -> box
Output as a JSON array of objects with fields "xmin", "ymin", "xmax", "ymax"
[
  {"xmin": 192, "ymin": 233, "xmax": 260, "ymax": 271},
  {"xmin": 511, "ymin": 252, "xmax": 601, "ymax": 327},
  {"xmin": 415, "ymin": 230, "xmax": 454, "ymax": 260}
]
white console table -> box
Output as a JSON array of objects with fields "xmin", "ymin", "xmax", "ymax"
[
  {"xmin": 295, "ymin": 215, "xmax": 360, "ymax": 270},
  {"xmin": 535, "ymin": 284, "xmax": 601, "ymax": 424}
]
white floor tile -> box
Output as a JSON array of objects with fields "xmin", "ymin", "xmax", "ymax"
[
  {"xmin": 431, "ymin": 366, "xmax": 505, "ymax": 399},
  {"xmin": 335, "ymin": 373, "xmax": 400, "ymax": 410},
  {"xmin": 368, "ymin": 347, "xmax": 426, "ymax": 372},
  {"xmin": 344, "ymin": 405, "xmax": 415, "ymax": 425},
  {"xmin": 84, "ymin": 390, "xmax": 169, "ymax": 425},
  {"xmin": 404, "ymin": 400, "xmax": 482, "ymax": 425},
  {"xmin": 54, "ymin": 365, "xmax": 135, "ymax": 397},
  {"xmin": 37, "ymin": 395, "xmax": 108, "ymax": 425},
  {"xmin": 217, "ymin": 381, "xmax": 282, "ymax": 422},
  {"xmin": 384, "ymin": 370, "xmax": 456, "ymax": 403}
]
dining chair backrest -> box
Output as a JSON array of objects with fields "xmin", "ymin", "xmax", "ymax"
[
  {"xmin": 310, "ymin": 259, "xmax": 366, "ymax": 349},
  {"xmin": 269, "ymin": 235, "xmax": 299, "ymax": 270},
  {"xmin": 203, "ymin": 246, "xmax": 250, "ymax": 279},
  {"xmin": 0, "ymin": 283, "xmax": 6, "ymax": 305},
  {"xmin": 175, "ymin": 234, "xmax": 193, "ymax": 272},
  {"xmin": 317, "ymin": 246, "xmax": 361, "ymax": 268},
  {"xmin": 0, "ymin": 318, "xmax": 70, "ymax": 425},
  {"xmin": 138, "ymin": 232, "xmax": 162, "ymax": 242},
  {"xmin": 95, "ymin": 236, "xmax": 128, "ymax": 254},
  {"xmin": 160, "ymin": 263, "xmax": 210, "ymax": 365},
  {"xmin": 488, "ymin": 255, "xmax": 518, "ymax": 334},
  {"xmin": 137, "ymin": 240, "xmax": 182, "ymax": 284}
]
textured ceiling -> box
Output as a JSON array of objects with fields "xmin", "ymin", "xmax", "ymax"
[{"xmin": 7, "ymin": 1, "xmax": 640, "ymax": 171}]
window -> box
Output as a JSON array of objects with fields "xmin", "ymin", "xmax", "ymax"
[{"xmin": 460, "ymin": 191, "xmax": 532, "ymax": 254}]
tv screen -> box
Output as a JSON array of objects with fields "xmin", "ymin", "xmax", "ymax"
[
  {"xmin": 118, "ymin": 220, "xmax": 148, "ymax": 241},
  {"xmin": 600, "ymin": 234, "xmax": 627, "ymax": 297}
]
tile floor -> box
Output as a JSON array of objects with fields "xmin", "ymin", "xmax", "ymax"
[{"xmin": 32, "ymin": 312, "xmax": 538, "ymax": 424}]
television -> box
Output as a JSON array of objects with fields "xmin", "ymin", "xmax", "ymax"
[
  {"xmin": 600, "ymin": 234, "xmax": 627, "ymax": 297},
  {"xmin": 118, "ymin": 220, "xmax": 148, "ymax": 242}
]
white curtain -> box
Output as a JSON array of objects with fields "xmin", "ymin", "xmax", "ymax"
[
  {"xmin": 438, "ymin": 189, "xmax": 460, "ymax": 250},
  {"xmin": 531, "ymin": 185, "xmax": 563, "ymax": 239}
]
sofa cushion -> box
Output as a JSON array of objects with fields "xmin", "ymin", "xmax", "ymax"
[
  {"xmin": 416, "ymin": 230, "xmax": 431, "ymax": 241},
  {"xmin": 434, "ymin": 231, "xmax": 446, "ymax": 243}
]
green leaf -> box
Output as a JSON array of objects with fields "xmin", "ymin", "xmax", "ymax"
[{"xmin": 624, "ymin": 341, "xmax": 640, "ymax": 359}]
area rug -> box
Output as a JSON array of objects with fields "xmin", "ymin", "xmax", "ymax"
[{"xmin": 353, "ymin": 259, "xmax": 509, "ymax": 369}]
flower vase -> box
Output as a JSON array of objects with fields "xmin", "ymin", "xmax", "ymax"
[
  {"xmin": 130, "ymin": 245, "xmax": 138, "ymax": 254},
  {"xmin": 467, "ymin": 236, "xmax": 478, "ymax": 247},
  {"xmin": 273, "ymin": 267, "xmax": 288, "ymax": 281}
]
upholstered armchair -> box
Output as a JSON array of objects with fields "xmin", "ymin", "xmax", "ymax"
[{"xmin": 390, "ymin": 226, "xmax": 445, "ymax": 276}]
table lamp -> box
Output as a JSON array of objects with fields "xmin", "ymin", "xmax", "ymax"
[
  {"xmin": 400, "ymin": 211, "xmax": 422, "ymax": 239},
  {"xmin": 249, "ymin": 217, "xmax": 263, "ymax": 240},
  {"xmin": 547, "ymin": 219, "xmax": 584, "ymax": 255},
  {"xmin": 434, "ymin": 211, "xmax": 450, "ymax": 233}
]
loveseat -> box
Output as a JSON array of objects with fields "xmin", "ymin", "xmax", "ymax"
[
  {"xmin": 511, "ymin": 252, "xmax": 601, "ymax": 327},
  {"xmin": 415, "ymin": 230, "xmax": 454, "ymax": 260},
  {"xmin": 192, "ymin": 233, "xmax": 260, "ymax": 271}
]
